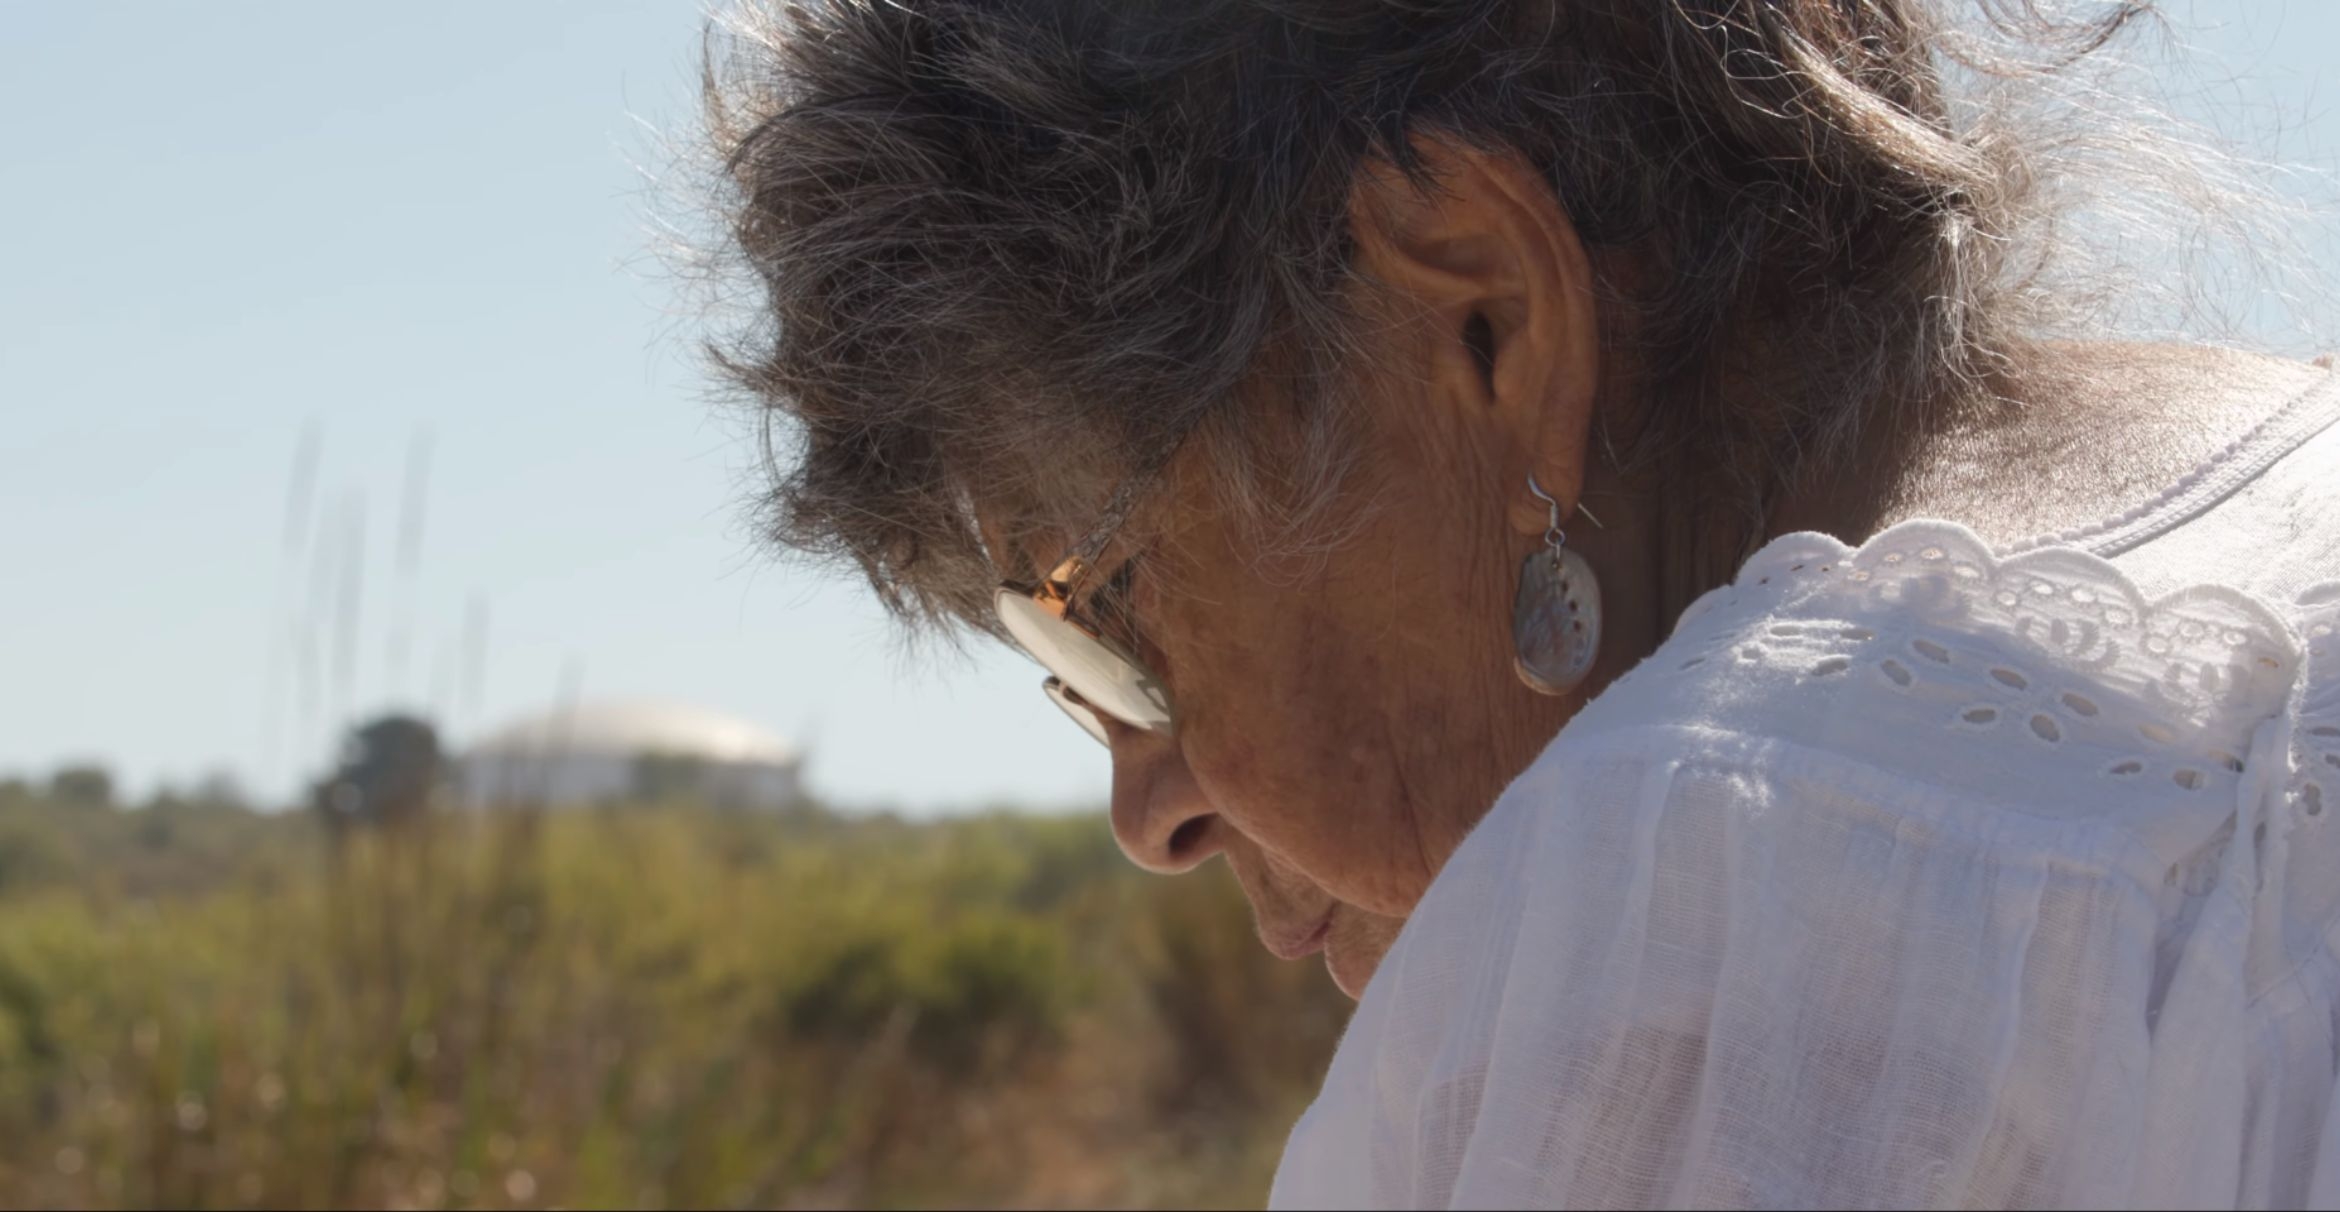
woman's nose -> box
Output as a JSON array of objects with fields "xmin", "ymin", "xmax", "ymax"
[{"xmin": 1104, "ymin": 720, "xmax": 1224, "ymax": 874}]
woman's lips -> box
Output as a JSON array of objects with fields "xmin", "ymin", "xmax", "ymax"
[{"xmin": 1262, "ymin": 914, "xmax": 1332, "ymax": 961}]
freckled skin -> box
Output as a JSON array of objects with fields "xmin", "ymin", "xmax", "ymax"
[
  {"xmin": 1090, "ymin": 326, "xmax": 1653, "ymax": 995},
  {"xmin": 1101, "ymin": 444, "xmax": 1595, "ymax": 994}
]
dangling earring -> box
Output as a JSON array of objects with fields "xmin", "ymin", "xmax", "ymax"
[{"xmin": 1511, "ymin": 475, "xmax": 1604, "ymax": 696}]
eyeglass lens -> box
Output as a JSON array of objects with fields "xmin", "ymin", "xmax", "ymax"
[
  {"xmin": 1042, "ymin": 677, "xmax": 1110, "ymax": 746},
  {"xmin": 995, "ymin": 589, "xmax": 1173, "ymax": 735}
]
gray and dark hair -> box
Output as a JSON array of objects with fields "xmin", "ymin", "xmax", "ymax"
[{"xmin": 699, "ymin": 0, "xmax": 2218, "ymax": 630}]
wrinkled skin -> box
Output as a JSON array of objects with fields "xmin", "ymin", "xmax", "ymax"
[{"xmin": 993, "ymin": 138, "xmax": 2323, "ymax": 998}]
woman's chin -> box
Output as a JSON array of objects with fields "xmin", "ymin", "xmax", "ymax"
[{"xmin": 1322, "ymin": 908, "xmax": 1405, "ymax": 999}]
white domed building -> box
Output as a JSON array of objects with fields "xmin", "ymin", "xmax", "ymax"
[{"xmin": 454, "ymin": 700, "xmax": 804, "ymax": 809}]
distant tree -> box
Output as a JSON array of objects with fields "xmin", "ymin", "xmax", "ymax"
[
  {"xmin": 47, "ymin": 764, "xmax": 115, "ymax": 809},
  {"xmin": 312, "ymin": 715, "xmax": 443, "ymax": 830},
  {"xmin": 189, "ymin": 771, "xmax": 252, "ymax": 811},
  {"xmin": 140, "ymin": 776, "xmax": 247, "ymax": 816}
]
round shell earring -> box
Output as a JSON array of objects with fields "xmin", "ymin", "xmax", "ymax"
[{"xmin": 1511, "ymin": 476, "xmax": 1603, "ymax": 696}]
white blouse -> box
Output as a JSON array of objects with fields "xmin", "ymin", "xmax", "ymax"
[{"xmin": 1271, "ymin": 373, "xmax": 2340, "ymax": 1209}]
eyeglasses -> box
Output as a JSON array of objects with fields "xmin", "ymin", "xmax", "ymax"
[
  {"xmin": 1042, "ymin": 676, "xmax": 1109, "ymax": 745},
  {"xmin": 997, "ymin": 551, "xmax": 1174, "ymax": 747}
]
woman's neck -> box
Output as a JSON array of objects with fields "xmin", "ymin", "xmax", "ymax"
[
  {"xmin": 1590, "ymin": 340, "xmax": 2324, "ymax": 666},
  {"xmin": 1766, "ymin": 340, "xmax": 2324, "ymax": 553}
]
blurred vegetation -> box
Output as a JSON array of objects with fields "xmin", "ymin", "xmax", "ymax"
[{"xmin": 0, "ymin": 767, "xmax": 1349, "ymax": 1210}]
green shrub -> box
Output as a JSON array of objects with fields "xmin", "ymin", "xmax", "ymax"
[{"xmin": 0, "ymin": 788, "xmax": 1349, "ymax": 1210}]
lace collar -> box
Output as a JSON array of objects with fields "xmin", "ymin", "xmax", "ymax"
[{"xmin": 1571, "ymin": 519, "xmax": 2336, "ymax": 874}]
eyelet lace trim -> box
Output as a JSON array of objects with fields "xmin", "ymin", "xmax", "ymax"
[
  {"xmin": 1677, "ymin": 519, "xmax": 2301, "ymax": 722},
  {"xmin": 1611, "ymin": 521, "xmax": 2332, "ymax": 855}
]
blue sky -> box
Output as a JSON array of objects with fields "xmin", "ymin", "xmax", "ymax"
[{"xmin": 3, "ymin": 1, "xmax": 2335, "ymax": 813}]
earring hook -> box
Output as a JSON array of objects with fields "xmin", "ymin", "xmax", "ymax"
[{"xmin": 1526, "ymin": 474, "xmax": 1603, "ymax": 548}]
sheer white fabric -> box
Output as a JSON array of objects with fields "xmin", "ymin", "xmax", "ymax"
[{"xmin": 1271, "ymin": 518, "xmax": 2340, "ymax": 1209}]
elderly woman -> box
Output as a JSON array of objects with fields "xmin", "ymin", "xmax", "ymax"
[{"xmin": 703, "ymin": 0, "xmax": 2340, "ymax": 1206}]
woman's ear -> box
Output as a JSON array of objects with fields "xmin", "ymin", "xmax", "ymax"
[{"xmin": 1348, "ymin": 135, "xmax": 1601, "ymax": 535}]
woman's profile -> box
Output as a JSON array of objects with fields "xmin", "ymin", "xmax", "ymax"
[{"xmin": 699, "ymin": 1, "xmax": 2340, "ymax": 1205}]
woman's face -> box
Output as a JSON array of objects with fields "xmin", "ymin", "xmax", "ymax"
[
  {"xmin": 1094, "ymin": 395, "xmax": 1572, "ymax": 996},
  {"xmin": 998, "ymin": 140, "xmax": 1641, "ymax": 997}
]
